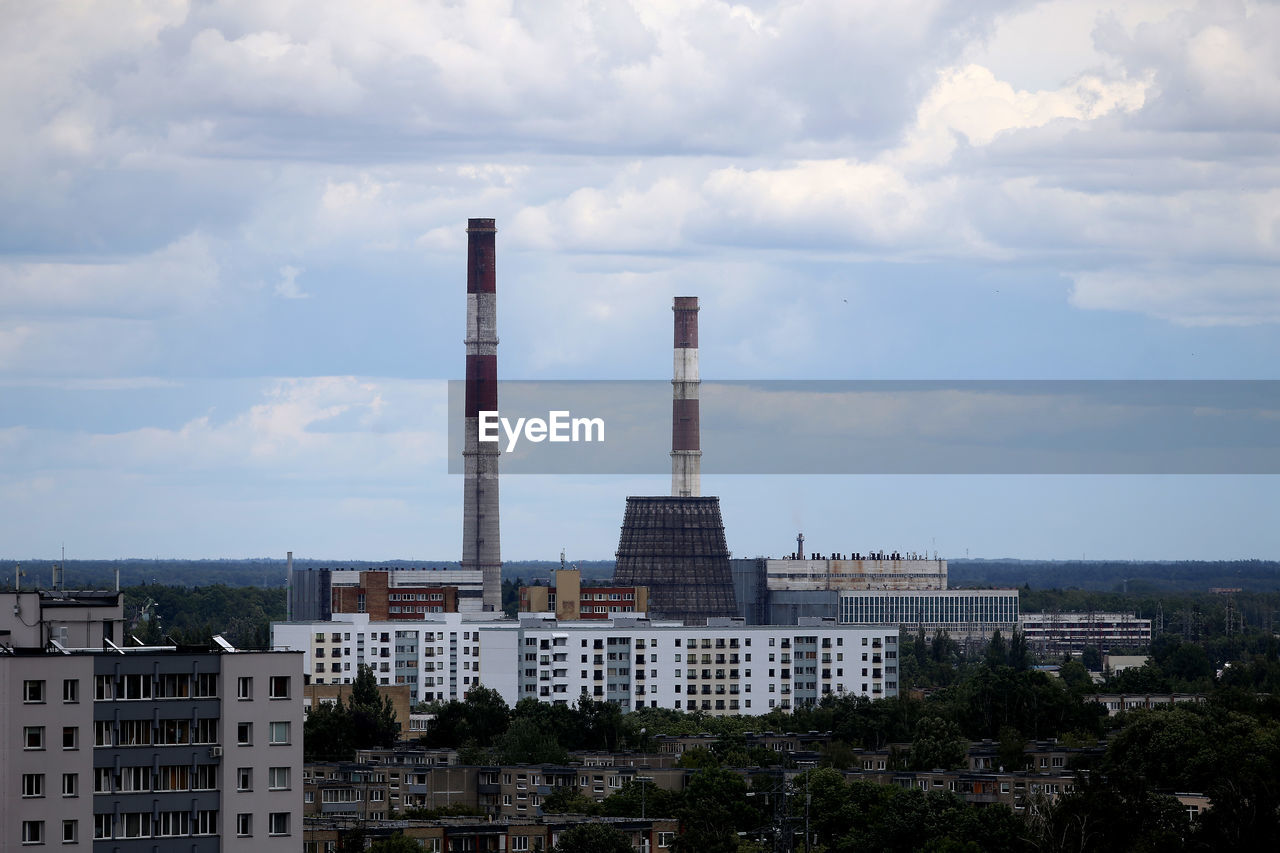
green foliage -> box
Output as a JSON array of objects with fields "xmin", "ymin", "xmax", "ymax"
[
  {"xmin": 496, "ymin": 717, "xmax": 570, "ymax": 764},
  {"xmin": 367, "ymin": 833, "xmax": 427, "ymax": 853},
  {"xmin": 304, "ymin": 696, "xmax": 353, "ymax": 761},
  {"xmin": 420, "ymin": 685, "xmax": 512, "ymax": 748},
  {"xmin": 400, "ymin": 803, "xmax": 486, "ymax": 820},
  {"xmin": 677, "ymin": 746, "xmax": 720, "ymax": 769},
  {"xmin": 908, "ymin": 716, "xmax": 967, "ymax": 770},
  {"xmin": 672, "ymin": 767, "xmax": 760, "ymax": 853},
  {"xmin": 303, "ymin": 664, "xmax": 399, "ymax": 761},
  {"xmin": 596, "ymin": 778, "xmax": 681, "ymax": 819},
  {"xmin": 551, "ymin": 822, "xmax": 634, "ymax": 853},
  {"xmin": 121, "ymin": 584, "xmax": 283, "ymax": 648},
  {"xmin": 540, "ymin": 785, "xmax": 597, "ymax": 815}
]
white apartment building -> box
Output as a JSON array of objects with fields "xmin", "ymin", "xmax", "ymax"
[{"xmin": 272, "ymin": 613, "xmax": 898, "ymax": 714}]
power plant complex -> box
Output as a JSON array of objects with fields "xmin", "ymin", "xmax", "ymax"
[{"xmin": 275, "ymin": 216, "xmax": 1035, "ymax": 713}]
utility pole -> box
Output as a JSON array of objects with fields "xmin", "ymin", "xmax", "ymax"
[{"xmin": 804, "ymin": 770, "xmax": 811, "ymax": 853}]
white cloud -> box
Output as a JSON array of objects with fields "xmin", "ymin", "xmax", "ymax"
[
  {"xmin": 0, "ymin": 232, "xmax": 220, "ymax": 317},
  {"xmin": 1070, "ymin": 266, "xmax": 1280, "ymax": 327},
  {"xmin": 275, "ymin": 265, "xmax": 308, "ymax": 299},
  {"xmin": 895, "ymin": 63, "xmax": 1149, "ymax": 165}
]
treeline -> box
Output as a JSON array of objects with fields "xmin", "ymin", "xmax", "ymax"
[
  {"xmin": 1, "ymin": 557, "xmax": 620, "ymax": 590},
  {"xmin": 122, "ymin": 584, "xmax": 284, "ymax": 649},
  {"xmin": 952, "ymin": 558, "xmax": 1280, "ymax": 592}
]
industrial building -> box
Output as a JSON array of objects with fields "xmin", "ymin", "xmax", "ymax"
[
  {"xmin": 838, "ymin": 589, "xmax": 1020, "ymax": 641},
  {"xmin": 1020, "ymin": 611, "xmax": 1152, "ymax": 653},
  {"xmin": 288, "ymin": 565, "xmax": 484, "ymax": 621},
  {"xmin": 519, "ymin": 567, "xmax": 649, "ymax": 620},
  {"xmin": 614, "ymin": 297, "xmax": 738, "ymax": 623},
  {"xmin": 729, "ymin": 547, "xmax": 1018, "ymax": 641},
  {"xmin": 272, "ymin": 612, "xmax": 899, "ymax": 713},
  {"xmin": 1, "ymin": 591, "xmax": 303, "ymax": 851}
]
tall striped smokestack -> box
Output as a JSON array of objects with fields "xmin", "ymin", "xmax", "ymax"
[
  {"xmin": 671, "ymin": 296, "xmax": 701, "ymax": 497},
  {"xmin": 463, "ymin": 218, "xmax": 502, "ymax": 610}
]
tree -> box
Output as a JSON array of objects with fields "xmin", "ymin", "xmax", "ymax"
[
  {"xmin": 496, "ymin": 717, "xmax": 569, "ymax": 764},
  {"xmin": 986, "ymin": 630, "xmax": 1008, "ymax": 668},
  {"xmin": 908, "ymin": 716, "xmax": 967, "ymax": 771},
  {"xmin": 368, "ymin": 833, "xmax": 428, "ymax": 853},
  {"xmin": 673, "ymin": 768, "xmax": 760, "ymax": 853},
  {"xmin": 596, "ymin": 778, "xmax": 682, "ymax": 819},
  {"xmin": 350, "ymin": 664, "xmax": 400, "ymax": 749},
  {"xmin": 996, "ymin": 726, "xmax": 1026, "ymax": 772},
  {"xmin": 551, "ymin": 823, "xmax": 633, "ymax": 853},
  {"xmin": 541, "ymin": 785, "xmax": 597, "ymax": 815},
  {"xmin": 1008, "ymin": 629, "xmax": 1030, "ymax": 671},
  {"xmin": 304, "ymin": 696, "xmax": 353, "ymax": 761},
  {"xmin": 420, "ymin": 685, "xmax": 511, "ymax": 748}
]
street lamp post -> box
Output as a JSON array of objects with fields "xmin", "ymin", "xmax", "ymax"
[{"xmin": 636, "ymin": 775, "xmax": 655, "ymax": 853}]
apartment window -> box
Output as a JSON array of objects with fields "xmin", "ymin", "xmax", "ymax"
[
  {"xmin": 237, "ymin": 722, "xmax": 252, "ymax": 745},
  {"xmin": 269, "ymin": 766, "xmax": 291, "ymax": 790},
  {"xmin": 658, "ymin": 831, "xmax": 675, "ymax": 848},
  {"xmin": 62, "ymin": 773, "xmax": 78, "ymax": 797},
  {"xmin": 269, "ymin": 675, "xmax": 290, "ymax": 699},
  {"xmin": 22, "ymin": 821, "xmax": 44, "ymax": 845},
  {"xmin": 62, "ymin": 820, "xmax": 77, "ymax": 843},
  {"xmin": 237, "ymin": 677, "xmax": 252, "ymax": 700},
  {"xmin": 268, "ymin": 721, "xmax": 291, "ymax": 744},
  {"xmin": 24, "ymin": 726, "xmax": 45, "ymax": 750},
  {"xmin": 62, "ymin": 726, "xmax": 78, "ymax": 749},
  {"xmin": 269, "ymin": 812, "xmax": 290, "ymax": 836},
  {"xmin": 23, "ymin": 679, "xmax": 45, "ymax": 703},
  {"xmin": 237, "ymin": 767, "xmax": 253, "ymax": 791},
  {"xmin": 93, "ymin": 815, "xmax": 112, "ymax": 839},
  {"xmin": 62, "ymin": 679, "xmax": 78, "ymax": 703},
  {"xmin": 22, "ymin": 773, "xmax": 45, "ymax": 797},
  {"xmin": 512, "ymin": 837, "xmax": 530, "ymax": 851},
  {"xmin": 236, "ymin": 814, "xmax": 252, "ymax": 837}
]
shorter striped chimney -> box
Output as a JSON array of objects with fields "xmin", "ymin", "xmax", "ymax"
[{"xmin": 671, "ymin": 296, "xmax": 701, "ymax": 497}]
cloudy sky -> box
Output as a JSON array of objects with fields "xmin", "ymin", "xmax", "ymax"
[{"xmin": 2, "ymin": 0, "xmax": 1278, "ymax": 563}]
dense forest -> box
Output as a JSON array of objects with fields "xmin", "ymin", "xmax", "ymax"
[
  {"xmin": 5, "ymin": 557, "xmax": 1275, "ymax": 592},
  {"xmin": 0, "ymin": 557, "xmax": 617, "ymax": 590},
  {"xmin": 950, "ymin": 558, "xmax": 1280, "ymax": 592},
  {"xmin": 121, "ymin": 584, "xmax": 284, "ymax": 649}
]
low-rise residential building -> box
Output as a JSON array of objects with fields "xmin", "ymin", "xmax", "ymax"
[{"xmin": 303, "ymin": 814, "xmax": 680, "ymax": 853}]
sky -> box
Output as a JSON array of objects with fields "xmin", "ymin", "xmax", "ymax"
[{"xmin": 1, "ymin": 0, "xmax": 1278, "ymax": 563}]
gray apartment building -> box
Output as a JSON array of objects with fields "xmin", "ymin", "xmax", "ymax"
[{"xmin": 1, "ymin": 593, "xmax": 303, "ymax": 851}]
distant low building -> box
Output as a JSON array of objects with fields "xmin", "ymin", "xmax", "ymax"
[
  {"xmin": 1085, "ymin": 693, "xmax": 1206, "ymax": 716},
  {"xmin": 1103, "ymin": 654, "xmax": 1149, "ymax": 673},
  {"xmin": 729, "ymin": 554, "xmax": 1018, "ymax": 641},
  {"xmin": 519, "ymin": 568, "xmax": 649, "ymax": 620},
  {"xmin": 303, "ymin": 814, "xmax": 678, "ymax": 853},
  {"xmin": 288, "ymin": 567, "xmax": 480, "ymax": 622},
  {"xmin": 1020, "ymin": 612, "xmax": 1152, "ymax": 653}
]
